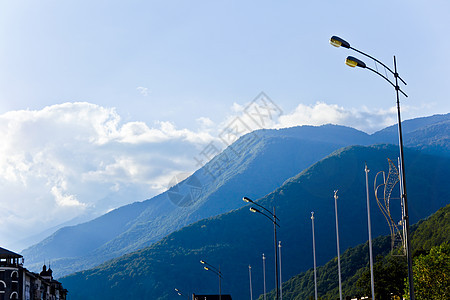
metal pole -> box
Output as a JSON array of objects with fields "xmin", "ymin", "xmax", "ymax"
[
  {"xmin": 398, "ymin": 158, "xmax": 407, "ymax": 253},
  {"xmin": 394, "ymin": 56, "xmax": 415, "ymax": 300},
  {"xmin": 249, "ymin": 265, "xmax": 253, "ymax": 300},
  {"xmin": 262, "ymin": 253, "xmax": 267, "ymax": 300},
  {"xmin": 311, "ymin": 212, "xmax": 318, "ymax": 300},
  {"xmin": 334, "ymin": 190, "xmax": 343, "ymax": 300},
  {"xmin": 273, "ymin": 207, "xmax": 280, "ymax": 300},
  {"xmin": 219, "ymin": 265, "xmax": 222, "ymax": 300},
  {"xmin": 365, "ymin": 164, "xmax": 375, "ymax": 299},
  {"xmin": 279, "ymin": 241, "xmax": 283, "ymax": 300}
]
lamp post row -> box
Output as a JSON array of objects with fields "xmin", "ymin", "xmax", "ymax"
[
  {"xmin": 192, "ymin": 183, "xmax": 378, "ymax": 300},
  {"xmin": 330, "ymin": 35, "xmax": 415, "ymax": 300}
]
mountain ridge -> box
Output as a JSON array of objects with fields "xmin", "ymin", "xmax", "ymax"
[
  {"xmin": 60, "ymin": 144, "xmax": 450, "ymax": 299},
  {"xmin": 23, "ymin": 123, "xmax": 373, "ymax": 277}
]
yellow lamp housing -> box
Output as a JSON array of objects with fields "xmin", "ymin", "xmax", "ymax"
[
  {"xmin": 345, "ymin": 56, "xmax": 366, "ymax": 68},
  {"xmin": 242, "ymin": 196, "xmax": 252, "ymax": 203},
  {"xmin": 249, "ymin": 207, "xmax": 259, "ymax": 213},
  {"xmin": 330, "ymin": 36, "xmax": 350, "ymax": 48}
]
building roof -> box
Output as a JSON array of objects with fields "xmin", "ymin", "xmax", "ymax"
[{"xmin": 0, "ymin": 247, "xmax": 22, "ymax": 259}]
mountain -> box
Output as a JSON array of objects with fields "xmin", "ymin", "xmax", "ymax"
[
  {"xmin": 260, "ymin": 204, "xmax": 450, "ymax": 300},
  {"xmin": 372, "ymin": 113, "xmax": 450, "ymax": 155},
  {"xmin": 60, "ymin": 144, "xmax": 450, "ymax": 299},
  {"xmin": 22, "ymin": 113, "xmax": 450, "ymax": 278},
  {"xmin": 23, "ymin": 124, "xmax": 375, "ymax": 277}
]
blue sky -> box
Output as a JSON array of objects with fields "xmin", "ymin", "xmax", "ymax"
[{"xmin": 1, "ymin": 0, "xmax": 449, "ymax": 251}]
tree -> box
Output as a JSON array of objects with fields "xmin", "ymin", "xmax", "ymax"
[
  {"xmin": 356, "ymin": 254, "xmax": 407, "ymax": 300},
  {"xmin": 404, "ymin": 242, "xmax": 450, "ymax": 300}
]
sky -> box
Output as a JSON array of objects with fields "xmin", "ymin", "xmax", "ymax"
[{"xmin": 1, "ymin": 0, "xmax": 449, "ymax": 251}]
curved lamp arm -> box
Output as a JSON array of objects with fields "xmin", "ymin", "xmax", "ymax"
[
  {"xmin": 203, "ymin": 266, "xmax": 223, "ymax": 278},
  {"xmin": 200, "ymin": 260, "xmax": 223, "ymax": 277},
  {"xmin": 345, "ymin": 56, "xmax": 408, "ymax": 98},
  {"xmin": 330, "ymin": 35, "xmax": 407, "ymax": 86},
  {"xmin": 243, "ymin": 197, "xmax": 280, "ymax": 221},
  {"xmin": 249, "ymin": 207, "xmax": 280, "ymax": 227}
]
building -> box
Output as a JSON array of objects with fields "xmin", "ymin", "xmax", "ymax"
[{"xmin": 0, "ymin": 247, "xmax": 67, "ymax": 300}]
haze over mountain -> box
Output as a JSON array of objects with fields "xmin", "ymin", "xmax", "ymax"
[
  {"xmin": 60, "ymin": 143, "xmax": 450, "ymax": 299},
  {"xmin": 372, "ymin": 113, "xmax": 450, "ymax": 154},
  {"xmin": 22, "ymin": 113, "xmax": 449, "ymax": 278}
]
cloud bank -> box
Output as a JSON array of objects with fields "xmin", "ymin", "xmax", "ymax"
[
  {"xmin": 0, "ymin": 100, "xmax": 398, "ymax": 250},
  {"xmin": 0, "ymin": 102, "xmax": 215, "ymax": 250},
  {"xmin": 276, "ymin": 102, "xmax": 398, "ymax": 133}
]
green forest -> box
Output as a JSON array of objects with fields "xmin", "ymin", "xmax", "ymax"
[{"xmin": 260, "ymin": 204, "xmax": 450, "ymax": 300}]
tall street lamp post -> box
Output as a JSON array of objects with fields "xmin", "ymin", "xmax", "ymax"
[
  {"xmin": 330, "ymin": 35, "xmax": 415, "ymax": 300},
  {"xmin": 278, "ymin": 241, "xmax": 282, "ymax": 300},
  {"xmin": 262, "ymin": 253, "xmax": 267, "ymax": 300},
  {"xmin": 249, "ymin": 265, "xmax": 253, "ymax": 300},
  {"xmin": 365, "ymin": 163, "xmax": 375, "ymax": 299},
  {"xmin": 311, "ymin": 212, "xmax": 318, "ymax": 300},
  {"xmin": 334, "ymin": 190, "xmax": 343, "ymax": 300},
  {"xmin": 243, "ymin": 197, "xmax": 280, "ymax": 300},
  {"xmin": 200, "ymin": 260, "xmax": 222, "ymax": 300}
]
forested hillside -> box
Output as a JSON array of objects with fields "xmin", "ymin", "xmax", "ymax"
[{"xmin": 261, "ymin": 204, "xmax": 450, "ymax": 299}]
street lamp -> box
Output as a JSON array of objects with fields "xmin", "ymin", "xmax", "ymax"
[
  {"xmin": 174, "ymin": 288, "xmax": 190, "ymax": 300},
  {"xmin": 200, "ymin": 260, "xmax": 222, "ymax": 300},
  {"xmin": 330, "ymin": 35, "xmax": 415, "ymax": 300},
  {"xmin": 243, "ymin": 197, "xmax": 280, "ymax": 300}
]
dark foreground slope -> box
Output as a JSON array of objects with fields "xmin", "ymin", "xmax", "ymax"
[
  {"xmin": 261, "ymin": 204, "xmax": 450, "ymax": 300},
  {"xmin": 61, "ymin": 144, "xmax": 450, "ymax": 300}
]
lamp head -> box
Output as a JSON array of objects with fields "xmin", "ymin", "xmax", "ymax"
[
  {"xmin": 345, "ymin": 56, "xmax": 366, "ymax": 68},
  {"xmin": 204, "ymin": 266, "xmax": 209, "ymax": 271},
  {"xmin": 330, "ymin": 36, "xmax": 350, "ymax": 48},
  {"xmin": 249, "ymin": 207, "xmax": 260, "ymax": 213},
  {"xmin": 200, "ymin": 260, "xmax": 205, "ymax": 264},
  {"xmin": 242, "ymin": 196, "xmax": 253, "ymax": 203}
]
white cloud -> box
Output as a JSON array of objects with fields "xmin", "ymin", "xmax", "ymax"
[
  {"xmin": 136, "ymin": 86, "xmax": 150, "ymax": 96},
  {"xmin": 51, "ymin": 185, "xmax": 86, "ymax": 208},
  {"xmin": 196, "ymin": 117, "xmax": 215, "ymax": 129}
]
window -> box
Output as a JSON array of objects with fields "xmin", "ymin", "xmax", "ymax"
[
  {"xmin": 10, "ymin": 272, "xmax": 18, "ymax": 280},
  {"xmin": 0, "ymin": 280, "xmax": 5, "ymax": 289},
  {"xmin": 10, "ymin": 292, "xmax": 18, "ymax": 299}
]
